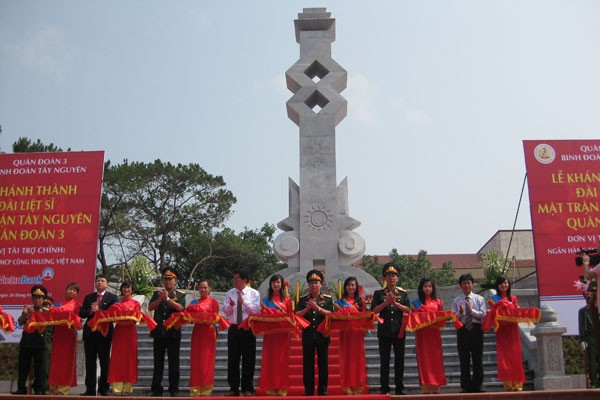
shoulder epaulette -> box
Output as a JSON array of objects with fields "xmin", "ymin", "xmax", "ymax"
[
  {"xmin": 322, "ymin": 294, "xmax": 332, "ymax": 298},
  {"xmin": 175, "ymin": 289, "xmax": 186, "ymax": 294},
  {"xmin": 396, "ymin": 287, "xmax": 407, "ymax": 293},
  {"xmin": 300, "ymin": 294, "xmax": 310, "ymax": 299}
]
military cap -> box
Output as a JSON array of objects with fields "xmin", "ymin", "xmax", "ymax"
[
  {"xmin": 382, "ymin": 262, "xmax": 399, "ymax": 277},
  {"xmin": 161, "ymin": 267, "xmax": 179, "ymax": 279},
  {"xmin": 31, "ymin": 285, "xmax": 48, "ymax": 297},
  {"xmin": 306, "ymin": 269, "xmax": 324, "ymax": 282}
]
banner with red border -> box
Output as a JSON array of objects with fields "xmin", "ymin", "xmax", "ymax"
[
  {"xmin": 523, "ymin": 140, "xmax": 600, "ymax": 332},
  {"xmin": 0, "ymin": 151, "xmax": 104, "ymax": 341}
]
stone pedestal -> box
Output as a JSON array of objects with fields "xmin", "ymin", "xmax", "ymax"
[{"xmin": 530, "ymin": 304, "xmax": 574, "ymax": 390}]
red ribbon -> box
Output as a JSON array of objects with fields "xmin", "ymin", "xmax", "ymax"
[
  {"xmin": 87, "ymin": 309, "xmax": 157, "ymax": 336},
  {"xmin": 318, "ymin": 309, "xmax": 381, "ymax": 337},
  {"xmin": 24, "ymin": 310, "xmax": 82, "ymax": 334},
  {"xmin": 0, "ymin": 306, "xmax": 15, "ymax": 333},
  {"xmin": 239, "ymin": 309, "xmax": 309, "ymax": 337}
]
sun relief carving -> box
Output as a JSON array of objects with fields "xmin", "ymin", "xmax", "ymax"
[{"xmin": 303, "ymin": 205, "xmax": 334, "ymax": 232}]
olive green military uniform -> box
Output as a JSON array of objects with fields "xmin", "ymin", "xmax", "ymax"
[
  {"xmin": 150, "ymin": 289, "xmax": 186, "ymax": 396},
  {"xmin": 295, "ymin": 293, "xmax": 334, "ymax": 395},
  {"xmin": 15, "ymin": 305, "xmax": 51, "ymax": 395},
  {"xmin": 371, "ymin": 286, "xmax": 410, "ymax": 394}
]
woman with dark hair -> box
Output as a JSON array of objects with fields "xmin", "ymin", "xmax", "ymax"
[
  {"xmin": 412, "ymin": 278, "xmax": 446, "ymax": 394},
  {"xmin": 107, "ymin": 281, "xmax": 140, "ymax": 394},
  {"xmin": 258, "ymin": 274, "xmax": 293, "ymax": 396},
  {"xmin": 487, "ymin": 275, "xmax": 525, "ymax": 391},
  {"xmin": 335, "ymin": 276, "xmax": 367, "ymax": 395},
  {"xmin": 187, "ymin": 279, "xmax": 220, "ymax": 396},
  {"xmin": 48, "ymin": 282, "xmax": 81, "ymax": 395}
]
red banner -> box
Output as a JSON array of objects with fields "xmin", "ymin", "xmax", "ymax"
[
  {"xmin": 0, "ymin": 151, "xmax": 104, "ymax": 316},
  {"xmin": 524, "ymin": 140, "xmax": 600, "ymax": 304}
]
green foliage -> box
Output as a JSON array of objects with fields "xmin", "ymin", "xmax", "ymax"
[
  {"xmin": 480, "ymin": 249, "xmax": 506, "ymax": 289},
  {"xmin": 563, "ymin": 335, "xmax": 586, "ymax": 375},
  {"xmin": 125, "ymin": 256, "xmax": 157, "ymax": 297},
  {"xmin": 361, "ymin": 249, "xmax": 457, "ymax": 289},
  {"xmin": 0, "ymin": 343, "xmax": 18, "ymax": 380},
  {"xmin": 177, "ymin": 224, "xmax": 282, "ymax": 292},
  {"xmin": 13, "ymin": 137, "xmax": 70, "ymax": 153},
  {"xmin": 98, "ymin": 159, "xmax": 236, "ymax": 276}
]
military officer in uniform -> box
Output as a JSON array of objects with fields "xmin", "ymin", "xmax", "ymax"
[
  {"xmin": 295, "ymin": 270, "xmax": 334, "ymax": 396},
  {"xmin": 371, "ymin": 263, "xmax": 411, "ymax": 395},
  {"xmin": 13, "ymin": 285, "xmax": 51, "ymax": 395},
  {"xmin": 149, "ymin": 267, "xmax": 186, "ymax": 397}
]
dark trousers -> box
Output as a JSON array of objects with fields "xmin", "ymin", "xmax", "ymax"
[
  {"xmin": 457, "ymin": 324, "xmax": 484, "ymax": 391},
  {"xmin": 378, "ymin": 336, "xmax": 406, "ymax": 392},
  {"xmin": 151, "ymin": 336, "xmax": 181, "ymax": 394},
  {"xmin": 17, "ymin": 346, "xmax": 46, "ymax": 394},
  {"xmin": 227, "ymin": 325, "xmax": 256, "ymax": 394},
  {"xmin": 302, "ymin": 339, "xmax": 329, "ymax": 395},
  {"xmin": 84, "ymin": 334, "xmax": 111, "ymax": 394}
]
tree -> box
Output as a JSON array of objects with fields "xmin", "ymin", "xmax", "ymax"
[
  {"xmin": 176, "ymin": 224, "xmax": 282, "ymax": 291},
  {"xmin": 480, "ymin": 248, "xmax": 506, "ymax": 289},
  {"xmin": 12, "ymin": 137, "xmax": 70, "ymax": 153},
  {"xmin": 361, "ymin": 249, "xmax": 456, "ymax": 289},
  {"xmin": 98, "ymin": 159, "xmax": 236, "ymax": 278}
]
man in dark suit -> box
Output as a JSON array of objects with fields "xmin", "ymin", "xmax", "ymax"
[
  {"xmin": 79, "ymin": 274, "xmax": 118, "ymax": 396},
  {"xmin": 371, "ymin": 263, "xmax": 410, "ymax": 395},
  {"xmin": 295, "ymin": 270, "xmax": 334, "ymax": 396}
]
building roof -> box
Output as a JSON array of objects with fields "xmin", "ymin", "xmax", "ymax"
[
  {"xmin": 357, "ymin": 254, "xmax": 535, "ymax": 270},
  {"xmin": 358, "ymin": 254, "xmax": 481, "ymax": 269}
]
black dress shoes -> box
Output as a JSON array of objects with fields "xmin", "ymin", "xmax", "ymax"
[
  {"xmin": 11, "ymin": 391, "xmax": 27, "ymax": 395},
  {"xmin": 81, "ymin": 391, "xmax": 96, "ymax": 396}
]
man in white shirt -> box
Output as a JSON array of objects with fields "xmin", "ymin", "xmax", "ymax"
[
  {"xmin": 222, "ymin": 269, "xmax": 261, "ymax": 396},
  {"xmin": 451, "ymin": 274, "xmax": 487, "ymax": 393}
]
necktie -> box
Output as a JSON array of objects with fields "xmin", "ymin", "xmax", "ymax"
[
  {"xmin": 236, "ymin": 291, "xmax": 243, "ymax": 323},
  {"xmin": 464, "ymin": 297, "xmax": 473, "ymax": 330},
  {"xmin": 97, "ymin": 292, "xmax": 103, "ymax": 308}
]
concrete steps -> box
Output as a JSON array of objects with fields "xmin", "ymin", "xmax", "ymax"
[{"xmin": 133, "ymin": 323, "xmax": 534, "ymax": 395}]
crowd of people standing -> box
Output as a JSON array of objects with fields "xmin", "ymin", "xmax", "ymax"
[{"xmin": 11, "ymin": 263, "xmax": 538, "ymax": 396}]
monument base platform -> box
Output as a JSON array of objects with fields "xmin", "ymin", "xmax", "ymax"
[{"xmin": 3, "ymin": 390, "xmax": 600, "ymax": 399}]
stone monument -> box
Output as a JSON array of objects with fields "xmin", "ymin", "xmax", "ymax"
[{"xmin": 263, "ymin": 8, "xmax": 380, "ymax": 294}]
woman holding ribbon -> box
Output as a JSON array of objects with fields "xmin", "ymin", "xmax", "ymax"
[
  {"xmin": 486, "ymin": 275, "xmax": 526, "ymax": 391},
  {"xmin": 107, "ymin": 281, "xmax": 140, "ymax": 395},
  {"xmin": 187, "ymin": 279, "xmax": 221, "ymax": 396},
  {"xmin": 411, "ymin": 278, "xmax": 447, "ymax": 394},
  {"xmin": 335, "ymin": 276, "xmax": 367, "ymax": 395},
  {"xmin": 48, "ymin": 282, "xmax": 82, "ymax": 395},
  {"xmin": 258, "ymin": 274, "xmax": 293, "ymax": 396}
]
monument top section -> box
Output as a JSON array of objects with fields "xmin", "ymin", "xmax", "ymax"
[{"xmin": 294, "ymin": 8, "xmax": 336, "ymax": 43}]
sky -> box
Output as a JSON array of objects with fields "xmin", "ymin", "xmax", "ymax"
[{"xmin": 1, "ymin": 0, "xmax": 600, "ymax": 257}]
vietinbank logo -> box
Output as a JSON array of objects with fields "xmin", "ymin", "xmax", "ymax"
[
  {"xmin": 41, "ymin": 268, "xmax": 54, "ymax": 280},
  {"xmin": 0, "ymin": 268, "xmax": 55, "ymax": 284}
]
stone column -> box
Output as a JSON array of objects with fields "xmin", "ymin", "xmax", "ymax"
[
  {"xmin": 267, "ymin": 8, "xmax": 380, "ymax": 295},
  {"xmin": 530, "ymin": 304, "xmax": 574, "ymax": 389}
]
